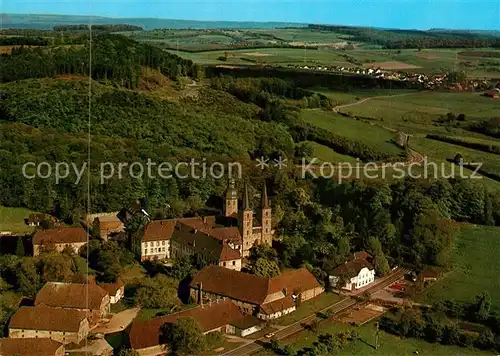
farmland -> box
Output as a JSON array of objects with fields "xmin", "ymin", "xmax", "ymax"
[{"xmin": 419, "ymin": 225, "xmax": 500, "ymax": 310}]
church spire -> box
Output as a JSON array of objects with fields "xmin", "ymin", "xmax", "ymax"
[
  {"xmin": 261, "ymin": 182, "xmax": 269, "ymax": 208},
  {"xmin": 243, "ymin": 182, "xmax": 251, "ymax": 211}
]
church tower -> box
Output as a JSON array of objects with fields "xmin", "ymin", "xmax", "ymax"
[
  {"xmin": 239, "ymin": 183, "xmax": 253, "ymax": 256},
  {"xmin": 224, "ymin": 179, "xmax": 238, "ymax": 217},
  {"xmin": 260, "ymin": 182, "xmax": 272, "ymax": 246}
]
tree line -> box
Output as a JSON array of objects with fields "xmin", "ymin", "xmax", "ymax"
[{"xmin": 53, "ymin": 24, "xmax": 143, "ymax": 32}]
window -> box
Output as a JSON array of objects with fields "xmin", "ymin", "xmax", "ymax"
[
  {"xmin": 156, "ymin": 241, "xmax": 159, "ymax": 246},
  {"xmin": 232, "ymin": 261, "xmax": 236, "ymax": 266},
  {"xmin": 161, "ymin": 241, "xmax": 165, "ymax": 245},
  {"xmin": 223, "ymin": 262, "xmax": 227, "ymax": 267}
]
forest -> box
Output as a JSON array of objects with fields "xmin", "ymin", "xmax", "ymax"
[{"xmin": 307, "ymin": 24, "xmax": 500, "ymax": 49}]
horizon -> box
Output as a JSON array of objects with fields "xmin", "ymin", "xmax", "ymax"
[{"xmin": 3, "ymin": 0, "xmax": 499, "ymax": 31}]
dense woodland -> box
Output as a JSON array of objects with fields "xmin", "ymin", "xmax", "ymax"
[
  {"xmin": 1, "ymin": 34, "xmax": 201, "ymax": 85},
  {"xmin": 308, "ymin": 25, "xmax": 500, "ymax": 49}
]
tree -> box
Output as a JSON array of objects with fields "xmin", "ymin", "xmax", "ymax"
[
  {"xmin": 160, "ymin": 317, "xmax": 206, "ymax": 355},
  {"xmin": 15, "ymin": 237, "xmax": 25, "ymax": 257},
  {"xmin": 474, "ymin": 292, "xmax": 491, "ymax": 322},
  {"xmin": 453, "ymin": 153, "xmax": 463, "ymax": 165},
  {"xmin": 38, "ymin": 252, "xmax": 75, "ymax": 282},
  {"xmin": 367, "ymin": 237, "xmax": 390, "ymax": 276},
  {"xmin": 250, "ymin": 257, "xmax": 281, "ymax": 278},
  {"xmin": 133, "ymin": 275, "xmax": 180, "ymax": 310}
]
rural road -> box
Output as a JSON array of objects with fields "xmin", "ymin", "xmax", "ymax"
[
  {"xmin": 332, "ymin": 91, "xmax": 425, "ymax": 113},
  {"xmin": 222, "ymin": 268, "xmax": 408, "ymax": 356}
]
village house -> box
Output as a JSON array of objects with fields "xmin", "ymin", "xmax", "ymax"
[
  {"xmin": 35, "ymin": 281, "xmax": 110, "ymax": 325},
  {"xmin": 170, "ymin": 221, "xmax": 242, "ymax": 271},
  {"xmin": 190, "ymin": 265, "xmax": 324, "ymax": 320},
  {"xmin": 9, "ymin": 304, "xmax": 89, "ymax": 345},
  {"xmin": 0, "ymin": 337, "xmax": 65, "ymax": 356},
  {"xmin": 98, "ymin": 279, "xmax": 125, "ymax": 304},
  {"xmin": 129, "ymin": 300, "xmax": 261, "ymax": 355},
  {"xmin": 32, "ymin": 227, "xmax": 87, "ymax": 256},
  {"xmin": 87, "ymin": 212, "xmax": 125, "ymax": 241},
  {"xmin": 25, "ymin": 213, "xmax": 48, "ymax": 227},
  {"xmin": 328, "ymin": 251, "xmax": 375, "ymax": 291}
]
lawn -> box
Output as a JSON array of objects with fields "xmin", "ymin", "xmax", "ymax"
[
  {"xmin": 419, "ymin": 225, "xmax": 500, "ymax": 311},
  {"xmin": 300, "ymin": 109, "xmax": 404, "ymax": 158},
  {"xmin": 274, "ymin": 321, "xmax": 494, "ymax": 356},
  {"xmin": 0, "ymin": 206, "xmax": 38, "ymax": 234},
  {"xmin": 274, "ymin": 292, "xmax": 343, "ymax": 326}
]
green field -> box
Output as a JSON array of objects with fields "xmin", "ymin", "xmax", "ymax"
[
  {"xmin": 0, "ymin": 206, "xmax": 38, "ymax": 234},
  {"xmin": 275, "ymin": 292, "xmax": 343, "ymax": 326},
  {"xmin": 305, "ymin": 141, "xmax": 360, "ymax": 164},
  {"xmin": 339, "ymin": 91, "xmax": 500, "ymax": 135},
  {"xmin": 269, "ymin": 321, "xmax": 492, "ymax": 356},
  {"xmin": 419, "ymin": 225, "xmax": 500, "ymax": 310},
  {"xmin": 301, "ymin": 109, "xmax": 404, "ymax": 158}
]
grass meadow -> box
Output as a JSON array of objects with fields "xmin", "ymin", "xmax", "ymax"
[
  {"xmin": 419, "ymin": 225, "xmax": 500, "ymax": 311},
  {"xmin": 0, "ymin": 206, "xmax": 38, "ymax": 234}
]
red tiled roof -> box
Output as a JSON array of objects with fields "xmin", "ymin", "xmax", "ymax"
[
  {"xmin": 9, "ymin": 304, "xmax": 87, "ymax": 332},
  {"xmin": 260, "ymin": 297, "xmax": 296, "ymax": 315},
  {"xmin": 0, "ymin": 338, "xmax": 63, "ymax": 356},
  {"xmin": 329, "ymin": 258, "xmax": 374, "ymax": 279},
  {"xmin": 190, "ymin": 266, "xmax": 321, "ymax": 305},
  {"xmin": 33, "ymin": 227, "xmax": 87, "ymax": 245},
  {"xmin": 98, "ymin": 279, "xmax": 124, "ymax": 296},
  {"xmin": 172, "ymin": 223, "xmax": 241, "ymax": 263},
  {"xmin": 347, "ymin": 251, "xmax": 372, "ymax": 262},
  {"xmin": 129, "ymin": 300, "xmax": 245, "ymax": 350},
  {"xmin": 268, "ymin": 268, "xmax": 322, "ymax": 295},
  {"xmin": 142, "ymin": 219, "xmax": 176, "ymax": 242},
  {"xmin": 191, "ymin": 266, "xmax": 270, "ymax": 305},
  {"xmin": 35, "ymin": 282, "xmax": 108, "ymax": 310},
  {"xmin": 208, "ymin": 227, "xmax": 242, "ymax": 242}
]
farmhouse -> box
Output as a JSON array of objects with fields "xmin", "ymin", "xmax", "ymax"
[
  {"xmin": 328, "ymin": 251, "xmax": 375, "ymax": 291},
  {"xmin": 98, "ymin": 279, "xmax": 125, "ymax": 304},
  {"xmin": 190, "ymin": 265, "xmax": 324, "ymax": 319},
  {"xmin": 35, "ymin": 281, "xmax": 110, "ymax": 325},
  {"xmin": 0, "ymin": 337, "xmax": 65, "ymax": 356},
  {"xmin": 26, "ymin": 213, "xmax": 48, "ymax": 227},
  {"xmin": 129, "ymin": 300, "xmax": 260, "ymax": 355},
  {"xmin": 9, "ymin": 304, "xmax": 89, "ymax": 345},
  {"xmin": 32, "ymin": 227, "xmax": 87, "ymax": 256},
  {"xmin": 87, "ymin": 212, "xmax": 125, "ymax": 240}
]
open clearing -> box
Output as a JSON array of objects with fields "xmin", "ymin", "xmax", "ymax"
[
  {"xmin": 241, "ymin": 52, "xmax": 271, "ymax": 57},
  {"xmin": 419, "ymin": 225, "xmax": 500, "ymax": 310},
  {"xmin": 363, "ymin": 61, "xmax": 421, "ymax": 69},
  {"xmin": 0, "ymin": 206, "xmax": 38, "ymax": 234}
]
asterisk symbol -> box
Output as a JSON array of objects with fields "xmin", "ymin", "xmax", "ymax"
[
  {"xmin": 255, "ymin": 156, "xmax": 269, "ymax": 170},
  {"xmin": 273, "ymin": 156, "xmax": 288, "ymax": 170}
]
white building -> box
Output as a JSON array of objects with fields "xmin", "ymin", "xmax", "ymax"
[{"xmin": 328, "ymin": 251, "xmax": 375, "ymax": 291}]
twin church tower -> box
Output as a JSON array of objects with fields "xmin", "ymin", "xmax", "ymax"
[{"xmin": 223, "ymin": 180, "xmax": 273, "ymax": 257}]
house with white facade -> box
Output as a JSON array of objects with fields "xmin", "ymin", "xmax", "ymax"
[{"xmin": 328, "ymin": 251, "xmax": 375, "ymax": 291}]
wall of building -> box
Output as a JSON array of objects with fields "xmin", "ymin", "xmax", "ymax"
[
  {"xmin": 189, "ymin": 288, "xmax": 258, "ymax": 315},
  {"xmin": 218, "ymin": 259, "xmax": 242, "ymax": 271},
  {"xmin": 141, "ymin": 240, "xmax": 169, "ymax": 261},
  {"xmin": 33, "ymin": 242, "xmax": 86, "ymax": 256},
  {"xmin": 9, "ymin": 320, "xmax": 89, "ymax": 345},
  {"xmin": 136, "ymin": 344, "xmax": 168, "ymax": 356},
  {"xmin": 257, "ymin": 306, "xmax": 296, "ymax": 320},
  {"xmin": 301, "ymin": 286, "xmax": 325, "ymax": 302}
]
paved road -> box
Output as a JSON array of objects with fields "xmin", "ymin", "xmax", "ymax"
[{"xmin": 222, "ymin": 268, "xmax": 409, "ymax": 356}]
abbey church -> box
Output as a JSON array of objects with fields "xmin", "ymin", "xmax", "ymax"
[
  {"xmin": 224, "ymin": 179, "xmax": 274, "ymax": 257},
  {"xmin": 130, "ymin": 179, "xmax": 274, "ymax": 268}
]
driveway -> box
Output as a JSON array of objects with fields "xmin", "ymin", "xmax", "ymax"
[{"xmin": 92, "ymin": 307, "xmax": 140, "ymax": 334}]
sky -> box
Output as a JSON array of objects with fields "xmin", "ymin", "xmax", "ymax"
[{"xmin": 3, "ymin": 0, "xmax": 500, "ymax": 30}]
